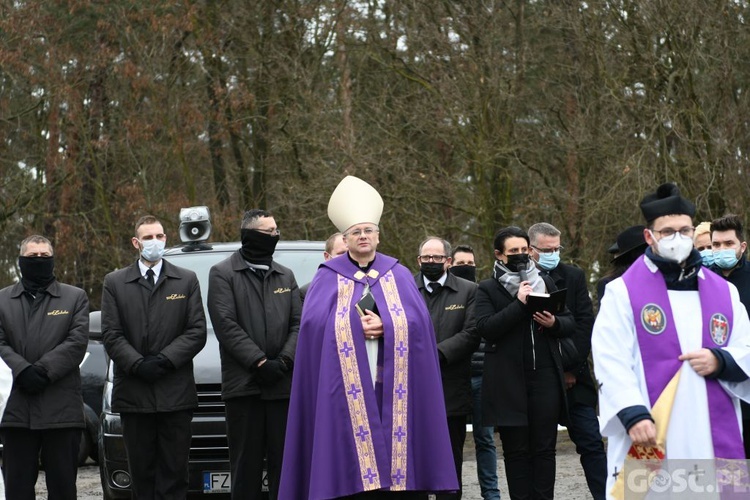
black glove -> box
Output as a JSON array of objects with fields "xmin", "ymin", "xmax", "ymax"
[
  {"xmin": 156, "ymin": 354, "xmax": 175, "ymax": 371},
  {"xmin": 16, "ymin": 365, "xmax": 50, "ymax": 394},
  {"xmin": 136, "ymin": 355, "xmax": 168, "ymax": 383},
  {"xmin": 255, "ymin": 359, "xmax": 285, "ymax": 385},
  {"xmin": 438, "ymin": 352, "xmax": 448, "ymax": 369}
]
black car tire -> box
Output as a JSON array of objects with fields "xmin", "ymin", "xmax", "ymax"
[
  {"xmin": 76, "ymin": 404, "xmax": 101, "ymax": 465},
  {"xmin": 83, "ymin": 404, "xmax": 100, "ymax": 463}
]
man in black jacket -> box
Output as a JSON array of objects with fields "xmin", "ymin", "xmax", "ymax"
[
  {"xmin": 476, "ymin": 226, "xmax": 576, "ymax": 500},
  {"xmin": 451, "ymin": 245, "xmax": 501, "ymax": 500},
  {"xmin": 102, "ymin": 215, "xmax": 207, "ymax": 500},
  {"xmin": 709, "ymin": 213, "xmax": 750, "ymax": 457},
  {"xmin": 208, "ymin": 209, "xmax": 301, "ymax": 500},
  {"xmin": 528, "ymin": 222, "xmax": 606, "ymax": 500},
  {"xmin": 0, "ymin": 235, "xmax": 88, "ymax": 500},
  {"xmin": 415, "ymin": 237, "xmax": 480, "ymax": 500}
]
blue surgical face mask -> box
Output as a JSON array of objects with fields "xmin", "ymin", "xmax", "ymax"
[
  {"xmin": 536, "ymin": 251, "xmax": 560, "ymax": 271},
  {"xmin": 139, "ymin": 238, "xmax": 166, "ymax": 262},
  {"xmin": 699, "ymin": 249, "xmax": 715, "ymax": 267},
  {"xmin": 714, "ymin": 249, "xmax": 739, "ymax": 270}
]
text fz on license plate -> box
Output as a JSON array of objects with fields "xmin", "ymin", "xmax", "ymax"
[
  {"xmin": 204, "ymin": 472, "xmax": 230, "ymax": 493},
  {"xmin": 203, "ymin": 471, "xmax": 269, "ymax": 493}
]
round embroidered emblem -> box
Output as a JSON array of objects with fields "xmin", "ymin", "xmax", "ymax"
[
  {"xmin": 710, "ymin": 313, "xmax": 729, "ymax": 346},
  {"xmin": 640, "ymin": 304, "xmax": 666, "ymax": 335}
]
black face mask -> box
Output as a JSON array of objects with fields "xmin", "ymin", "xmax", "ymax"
[
  {"xmin": 240, "ymin": 229, "xmax": 279, "ymax": 266},
  {"xmin": 504, "ymin": 253, "xmax": 529, "ymax": 273},
  {"xmin": 450, "ymin": 265, "xmax": 476, "ymax": 283},
  {"xmin": 420, "ymin": 262, "xmax": 445, "ymax": 282},
  {"xmin": 18, "ymin": 256, "xmax": 55, "ymax": 293}
]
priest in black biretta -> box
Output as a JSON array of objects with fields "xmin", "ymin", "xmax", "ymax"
[{"xmin": 639, "ymin": 182, "xmax": 696, "ymax": 224}]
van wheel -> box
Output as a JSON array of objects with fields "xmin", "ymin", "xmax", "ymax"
[{"xmin": 78, "ymin": 404, "xmax": 100, "ymax": 465}]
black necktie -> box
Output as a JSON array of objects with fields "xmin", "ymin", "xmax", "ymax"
[
  {"xmin": 429, "ymin": 282, "xmax": 442, "ymax": 294},
  {"xmin": 146, "ymin": 268, "xmax": 155, "ymax": 288}
]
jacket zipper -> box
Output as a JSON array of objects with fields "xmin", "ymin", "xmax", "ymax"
[{"xmin": 530, "ymin": 318, "xmax": 536, "ymax": 370}]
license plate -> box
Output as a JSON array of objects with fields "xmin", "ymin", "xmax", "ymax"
[
  {"xmin": 203, "ymin": 472, "xmax": 231, "ymax": 493},
  {"xmin": 202, "ymin": 471, "xmax": 269, "ymax": 493}
]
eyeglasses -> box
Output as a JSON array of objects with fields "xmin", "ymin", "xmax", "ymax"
[
  {"xmin": 418, "ymin": 255, "xmax": 448, "ymax": 263},
  {"xmin": 345, "ymin": 227, "xmax": 379, "ymax": 238},
  {"xmin": 531, "ymin": 245, "xmax": 563, "ymax": 254},
  {"xmin": 650, "ymin": 226, "xmax": 694, "ymax": 240},
  {"xmin": 255, "ymin": 228, "xmax": 281, "ymax": 237}
]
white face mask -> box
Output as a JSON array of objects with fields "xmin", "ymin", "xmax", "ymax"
[
  {"xmin": 651, "ymin": 232, "xmax": 694, "ymax": 263},
  {"xmin": 139, "ymin": 238, "xmax": 166, "ymax": 262}
]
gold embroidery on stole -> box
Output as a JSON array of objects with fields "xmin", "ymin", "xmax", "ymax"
[
  {"xmin": 335, "ymin": 277, "xmax": 381, "ymax": 490},
  {"xmin": 381, "ymin": 270, "xmax": 409, "ymax": 490}
]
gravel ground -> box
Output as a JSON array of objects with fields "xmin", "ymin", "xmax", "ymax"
[{"xmin": 34, "ymin": 430, "xmax": 591, "ymax": 499}]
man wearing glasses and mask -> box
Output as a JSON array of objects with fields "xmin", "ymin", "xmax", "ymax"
[
  {"xmin": 415, "ymin": 237, "xmax": 480, "ymax": 500},
  {"xmin": 593, "ymin": 184, "xmax": 750, "ymax": 498},
  {"xmin": 280, "ymin": 176, "xmax": 457, "ymax": 499},
  {"xmin": 528, "ymin": 222, "xmax": 606, "ymax": 500},
  {"xmin": 208, "ymin": 209, "xmax": 301, "ymax": 500}
]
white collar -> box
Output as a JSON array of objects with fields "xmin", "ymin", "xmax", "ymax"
[
  {"xmin": 138, "ymin": 259, "xmax": 163, "ymax": 280},
  {"xmin": 423, "ymin": 272, "xmax": 448, "ymax": 292}
]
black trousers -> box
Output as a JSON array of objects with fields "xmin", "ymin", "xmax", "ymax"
[
  {"xmin": 436, "ymin": 415, "xmax": 467, "ymax": 500},
  {"xmin": 2, "ymin": 427, "xmax": 81, "ymax": 500},
  {"xmin": 121, "ymin": 410, "xmax": 193, "ymax": 500},
  {"xmin": 498, "ymin": 367, "xmax": 561, "ymax": 500},
  {"xmin": 225, "ymin": 396, "xmax": 289, "ymax": 500}
]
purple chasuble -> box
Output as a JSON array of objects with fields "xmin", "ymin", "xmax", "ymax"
[
  {"xmin": 622, "ymin": 257, "xmax": 744, "ymax": 459},
  {"xmin": 279, "ymin": 252, "xmax": 458, "ymax": 499}
]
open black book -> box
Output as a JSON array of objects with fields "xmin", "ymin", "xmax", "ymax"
[{"xmin": 526, "ymin": 288, "xmax": 567, "ymax": 315}]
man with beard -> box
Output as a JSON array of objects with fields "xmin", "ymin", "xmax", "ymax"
[
  {"xmin": 208, "ymin": 209, "xmax": 301, "ymax": 500},
  {"xmin": 280, "ymin": 176, "xmax": 457, "ymax": 499},
  {"xmin": 102, "ymin": 215, "xmax": 207, "ymax": 499},
  {"xmin": 593, "ymin": 185, "xmax": 750, "ymax": 499},
  {"xmin": 415, "ymin": 236, "xmax": 480, "ymax": 499},
  {"xmin": 0, "ymin": 235, "xmax": 88, "ymax": 500},
  {"xmin": 475, "ymin": 226, "xmax": 575, "ymax": 500},
  {"xmin": 709, "ymin": 213, "xmax": 750, "ymax": 458}
]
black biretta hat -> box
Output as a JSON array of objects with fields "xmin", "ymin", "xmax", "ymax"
[
  {"xmin": 639, "ymin": 183, "xmax": 696, "ymax": 223},
  {"xmin": 608, "ymin": 225, "xmax": 647, "ymax": 261}
]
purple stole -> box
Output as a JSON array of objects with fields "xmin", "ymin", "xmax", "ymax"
[{"xmin": 622, "ymin": 257, "xmax": 744, "ymax": 459}]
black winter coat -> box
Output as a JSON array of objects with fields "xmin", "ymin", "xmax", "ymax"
[
  {"xmin": 415, "ymin": 273, "xmax": 480, "ymax": 416},
  {"xmin": 476, "ymin": 274, "xmax": 575, "ymax": 427},
  {"xmin": 542, "ymin": 263, "xmax": 598, "ymax": 408},
  {"xmin": 208, "ymin": 252, "xmax": 301, "ymax": 400},
  {"xmin": 102, "ymin": 260, "xmax": 207, "ymax": 413},
  {"xmin": 0, "ymin": 281, "xmax": 89, "ymax": 429}
]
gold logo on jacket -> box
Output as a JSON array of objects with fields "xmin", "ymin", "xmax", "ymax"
[
  {"xmin": 47, "ymin": 309, "xmax": 69, "ymax": 316},
  {"xmin": 445, "ymin": 304, "xmax": 465, "ymax": 311},
  {"xmin": 166, "ymin": 294, "xmax": 187, "ymax": 300},
  {"xmin": 273, "ymin": 287, "xmax": 291, "ymax": 294}
]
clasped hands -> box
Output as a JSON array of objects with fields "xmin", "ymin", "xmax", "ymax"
[{"xmin": 361, "ymin": 309, "xmax": 383, "ymax": 341}]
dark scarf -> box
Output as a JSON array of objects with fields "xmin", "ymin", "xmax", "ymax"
[
  {"xmin": 645, "ymin": 247, "xmax": 702, "ymax": 291},
  {"xmin": 19, "ymin": 256, "xmax": 55, "ymax": 294}
]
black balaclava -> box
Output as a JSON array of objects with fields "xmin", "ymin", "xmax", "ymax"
[
  {"xmin": 19, "ymin": 256, "xmax": 55, "ymax": 293},
  {"xmin": 450, "ymin": 265, "xmax": 476, "ymax": 283},
  {"xmin": 240, "ymin": 229, "xmax": 279, "ymax": 266}
]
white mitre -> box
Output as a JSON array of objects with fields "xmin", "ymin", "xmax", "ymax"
[{"xmin": 327, "ymin": 175, "xmax": 384, "ymax": 232}]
